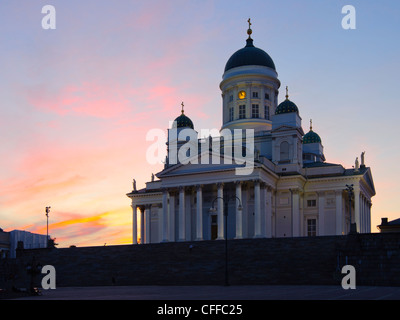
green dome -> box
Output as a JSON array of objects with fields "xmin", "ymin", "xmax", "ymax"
[
  {"xmin": 303, "ymin": 130, "xmax": 322, "ymax": 144},
  {"xmin": 173, "ymin": 113, "xmax": 194, "ymax": 129},
  {"xmin": 275, "ymin": 99, "xmax": 299, "ymax": 115},
  {"xmin": 224, "ymin": 38, "xmax": 276, "ymax": 72}
]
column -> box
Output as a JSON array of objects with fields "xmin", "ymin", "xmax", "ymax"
[
  {"xmin": 367, "ymin": 202, "xmax": 372, "ymax": 233},
  {"xmin": 132, "ymin": 204, "xmax": 138, "ymax": 244},
  {"xmin": 254, "ymin": 180, "xmax": 262, "ymax": 238},
  {"xmin": 162, "ymin": 190, "xmax": 169, "ymax": 242},
  {"xmin": 260, "ymin": 183, "xmax": 266, "ymax": 237},
  {"xmin": 185, "ymin": 188, "xmax": 192, "ymax": 241},
  {"xmin": 140, "ymin": 206, "xmax": 145, "ymax": 244},
  {"xmin": 265, "ymin": 186, "xmax": 272, "ymax": 238},
  {"xmin": 144, "ymin": 205, "xmax": 151, "ymax": 244},
  {"xmin": 317, "ymin": 191, "xmax": 325, "ymax": 236},
  {"xmin": 292, "ymin": 189, "xmax": 300, "ymax": 237},
  {"xmin": 335, "ymin": 190, "xmax": 343, "ymax": 235},
  {"xmin": 179, "ymin": 187, "xmax": 186, "ymax": 241},
  {"xmin": 242, "ymin": 183, "xmax": 249, "ymax": 238},
  {"xmin": 235, "ymin": 181, "xmax": 243, "ymax": 239},
  {"xmin": 361, "ymin": 195, "xmax": 366, "ymax": 233},
  {"xmin": 196, "ymin": 185, "xmax": 203, "ymax": 241},
  {"xmin": 354, "ymin": 187, "xmax": 360, "ymax": 233},
  {"xmin": 365, "ymin": 198, "xmax": 368, "ymax": 233},
  {"xmin": 217, "ymin": 183, "xmax": 224, "ymax": 240},
  {"xmin": 361, "ymin": 198, "xmax": 364, "ymax": 233},
  {"xmin": 169, "ymin": 192, "xmax": 175, "ymax": 242}
]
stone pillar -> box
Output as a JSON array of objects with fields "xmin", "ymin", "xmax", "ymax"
[
  {"xmin": 354, "ymin": 187, "xmax": 360, "ymax": 233},
  {"xmin": 292, "ymin": 189, "xmax": 300, "ymax": 237},
  {"xmin": 169, "ymin": 192, "xmax": 175, "ymax": 242},
  {"xmin": 196, "ymin": 185, "xmax": 203, "ymax": 241},
  {"xmin": 367, "ymin": 202, "xmax": 372, "ymax": 233},
  {"xmin": 359, "ymin": 194, "xmax": 363, "ymax": 233},
  {"xmin": 132, "ymin": 204, "xmax": 138, "ymax": 244},
  {"xmin": 144, "ymin": 205, "xmax": 151, "ymax": 244},
  {"xmin": 235, "ymin": 181, "xmax": 243, "ymax": 239},
  {"xmin": 317, "ymin": 191, "xmax": 325, "ymax": 235},
  {"xmin": 179, "ymin": 186, "xmax": 186, "ymax": 241},
  {"xmin": 254, "ymin": 180, "xmax": 262, "ymax": 238},
  {"xmin": 242, "ymin": 183, "xmax": 249, "ymax": 238},
  {"xmin": 139, "ymin": 206, "xmax": 145, "ymax": 244},
  {"xmin": 185, "ymin": 188, "xmax": 193, "ymax": 241},
  {"xmin": 162, "ymin": 190, "xmax": 169, "ymax": 242},
  {"xmin": 335, "ymin": 190, "xmax": 343, "ymax": 235},
  {"xmin": 217, "ymin": 183, "xmax": 224, "ymax": 240},
  {"xmin": 265, "ymin": 186, "xmax": 272, "ymax": 238}
]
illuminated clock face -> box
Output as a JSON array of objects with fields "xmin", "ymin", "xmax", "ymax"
[{"xmin": 238, "ymin": 90, "xmax": 246, "ymax": 99}]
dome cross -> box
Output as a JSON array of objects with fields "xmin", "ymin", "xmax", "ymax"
[{"xmin": 247, "ymin": 18, "xmax": 252, "ymax": 39}]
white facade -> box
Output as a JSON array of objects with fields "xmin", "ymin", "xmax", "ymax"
[
  {"xmin": 127, "ymin": 26, "xmax": 375, "ymax": 244},
  {"xmin": 9, "ymin": 230, "xmax": 48, "ymax": 258}
]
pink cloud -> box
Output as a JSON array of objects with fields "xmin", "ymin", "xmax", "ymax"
[{"xmin": 24, "ymin": 82, "xmax": 133, "ymax": 118}]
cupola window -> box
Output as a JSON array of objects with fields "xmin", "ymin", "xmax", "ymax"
[
  {"xmin": 264, "ymin": 105, "xmax": 270, "ymax": 120},
  {"xmin": 239, "ymin": 105, "xmax": 246, "ymax": 119},
  {"xmin": 251, "ymin": 104, "xmax": 259, "ymax": 118},
  {"xmin": 229, "ymin": 107, "xmax": 234, "ymax": 121}
]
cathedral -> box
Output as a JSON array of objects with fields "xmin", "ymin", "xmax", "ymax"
[{"xmin": 127, "ymin": 21, "xmax": 375, "ymax": 244}]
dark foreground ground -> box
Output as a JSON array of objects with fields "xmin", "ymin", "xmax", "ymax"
[{"xmin": 5, "ymin": 285, "xmax": 400, "ymax": 300}]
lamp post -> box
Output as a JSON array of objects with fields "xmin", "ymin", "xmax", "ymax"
[
  {"xmin": 209, "ymin": 195, "xmax": 242, "ymax": 286},
  {"xmin": 45, "ymin": 206, "xmax": 51, "ymax": 246},
  {"xmin": 345, "ymin": 184, "xmax": 356, "ymax": 234}
]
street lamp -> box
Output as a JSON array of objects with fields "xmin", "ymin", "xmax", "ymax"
[
  {"xmin": 345, "ymin": 184, "xmax": 356, "ymax": 234},
  {"xmin": 209, "ymin": 195, "xmax": 242, "ymax": 286},
  {"xmin": 45, "ymin": 206, "xmax": 51, "ymax": 245}
]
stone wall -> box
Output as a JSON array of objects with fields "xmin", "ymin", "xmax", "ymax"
[{"xmin": 12, "ymin": 233, "xmax": 400, "ymax": 288}]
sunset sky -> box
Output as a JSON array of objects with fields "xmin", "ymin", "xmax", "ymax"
[{"xmin": 0, "ymin": 0, "xmax": 399, "ymax": 247}]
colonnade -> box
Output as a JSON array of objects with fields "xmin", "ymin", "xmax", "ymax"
[
  {"xmin": 131, "ymin": 180, "xmax": 274, "ymax": 244},
  {"xmin": 131, "ymin": 183, "xmax": 372, "ymax": 244}
]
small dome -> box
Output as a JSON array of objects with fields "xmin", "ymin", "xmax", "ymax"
[
  {"xmin": 275, "ymin": 99, "xmax": 299, "ymax": 115},
  {"xmin": 303, "ymin": 130, "xmax": 321, "ymax": 144},
  {"xmin": 172, "ymin": 102, "xmax": 194, "ymax": 129},
  {"xmin": 275, "ymin": 86, "xmax": 299, "ymax": 115},
  {"xmin": 173, "ymin": 114, "xmax": 194, "ymax": 129},
  {"xmin": 224, "ymin": 38, "xmax": 276, "ymax": 73}
]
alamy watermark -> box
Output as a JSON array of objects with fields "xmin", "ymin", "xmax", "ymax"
[
  {"xmin": 146, "ymin": 124, "xmax": 255, "ymax": 176},
  {"xmin": 342, "ymin": 5, "xmax": 356, "ymax": 30},
  {"xmin": 41, "ymin": 4, "xmax": 356, "ymax": 31},
  {"xmin": 41, "ymin": 5, "xmax": 56, "ymax": 30},
  {"xmin": 341, "ymin": 265, "xmax": 356, "ymax": 290},
  {"xmin": 41, "ymin": 265, "xmax": 56, "ymax": 290}
]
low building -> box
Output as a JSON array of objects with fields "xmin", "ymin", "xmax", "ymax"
[
  {"xmin": 0, "ymin": 229, "xmax": 48, "ymax": 259},
  {"xmin": 0, "ymin": 228, "xmax": 10, "ymax": 258},
  {"xmin": 377, "ymin": 218, "xmax": 400, "ymax": 233}
]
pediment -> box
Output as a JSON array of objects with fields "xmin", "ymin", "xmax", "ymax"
[
  {"xmin": 272, "ymin": 125, "xmax": 304, "ymax": 135},
  {"xmin": 157, "ymin": 150, "xmax": 251, "ymax": 178},
  {"xmin": 362, "ymin": 168, "xmax": 376, "ymax": 196}
]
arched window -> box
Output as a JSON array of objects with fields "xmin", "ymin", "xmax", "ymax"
[{"xmin": 280, "ymin": 141, "xmax": 289, "ymax": 160}]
